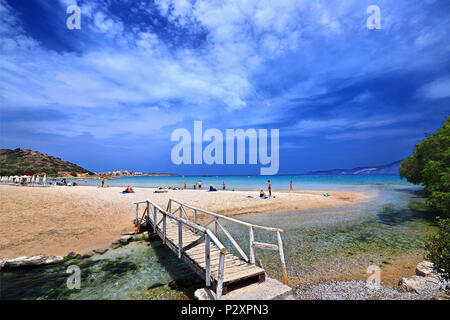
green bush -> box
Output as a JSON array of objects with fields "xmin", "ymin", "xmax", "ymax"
[{"xmin": 426, "ymin": 218, "xmax": 450, "ymax": 280}]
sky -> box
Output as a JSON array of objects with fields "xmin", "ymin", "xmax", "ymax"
[{"xmin": 0, "ymin": 0, "xmax": 449, "ymax": 175}]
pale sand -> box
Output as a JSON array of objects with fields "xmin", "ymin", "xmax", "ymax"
[{"xmin": 0, "ymin": 185, "xmax": 368, "ymax": 258}]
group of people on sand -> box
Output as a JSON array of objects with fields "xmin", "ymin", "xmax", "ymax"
[
  {"xmin": 259, "ymin": 180, "xmax": 272, "ymax": 198},
  {"xmin": 102, "ymin": 178, "xmax": 294, "ymax": 196},
  {"xmin": 186, "ymin": 180, "xmax": 227, "ymax": 191}
]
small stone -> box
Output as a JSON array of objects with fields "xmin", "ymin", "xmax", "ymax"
[
  {"xmin": 120, "ymin": 235, "xmax": 132, "ymax": 244},
  {"xmin": 416, "ymin": 261, "xmax": 435, "ymax": 277},
  {"xmin": 67, "ymin": 251, "xmax": 78, "ymax": 258},
  {"xmin": 81, "ymin": 251, "xmax": 94, "ymax": 258},
  {"xmin": 93, "ymin": 248, "xmax": 108, "ymax": 254}
]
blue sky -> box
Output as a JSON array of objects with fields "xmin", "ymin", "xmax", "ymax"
[{"xmin": 0, "ymin": 0, "xmax": 449, "ymax": 175}]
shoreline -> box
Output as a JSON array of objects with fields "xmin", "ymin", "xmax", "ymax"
[{"xmin": 0, "ymin": 185, "xmax": 369, "ymax": 259}]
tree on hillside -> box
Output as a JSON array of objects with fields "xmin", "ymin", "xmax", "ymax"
[
  {"xmin": 399, "ymin": 116, "xmax": 450, "ymax": 215},
  {"xmin": 399, "ymin": 116, "xmax": 449, "ymax": 279}
]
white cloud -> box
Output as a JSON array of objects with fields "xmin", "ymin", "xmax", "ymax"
[{"xmin": 418, "ymin": 77, "xmax": 450, "ymax": 100}]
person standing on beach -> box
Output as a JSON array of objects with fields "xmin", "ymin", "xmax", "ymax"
[
  {"xmin": 290, "ymin": 180, "xmax": 293, "ymax": 191},
  {"xmin": 194, "ymin": 183, "xmax": 197, "ymax": 189},
  {"xmin": 184, "ymin": 181, "xmax": 187, "ymax": 189},
  {"xmin": 222, "ymin": 181, "xmax": 226, "ymax": 190},
  {"xmin": 268, "ymin": 180, "xmax": 272, "ymax": 197},
  {"xmin": 101, "ymin": 177, "xmax": 105, "ymax": 188},
  {"xmin": 198, "ymin": 181, "xmax": 202, "ymax": 189}
]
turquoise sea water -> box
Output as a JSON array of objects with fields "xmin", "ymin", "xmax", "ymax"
[
  {"xmin": 1, "ymin": 175, "xmax": 437, "ymax": 300},
  {"xmin": 65, "ymin": 174, "xmax": 410, "ymax": 191}
]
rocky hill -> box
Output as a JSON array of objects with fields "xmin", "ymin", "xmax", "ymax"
[{"xmin": 0, "ymin": 148, "xmax": 93, "ymax": 176}]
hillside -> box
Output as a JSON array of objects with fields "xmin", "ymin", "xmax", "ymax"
[
  {"xmin": 306, "ymin": 160, "xmax": 402, "ymax": 175},
  {"xmin": 0, "ymin": 149, "xmax": 93, "ymax": 176}
]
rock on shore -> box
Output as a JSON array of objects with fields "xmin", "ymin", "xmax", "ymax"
[
  {"xmin": 398, "ymin": 260, "xmax": 448, "ymax": 294},
  {"xmin": 2, "ymin": 255, "xmax": 63, "ymax": 268}
]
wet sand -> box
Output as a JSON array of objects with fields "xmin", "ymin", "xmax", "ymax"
[{"xmin": 0, "ymin": 185, "xmax": 368, "ymax": 258}]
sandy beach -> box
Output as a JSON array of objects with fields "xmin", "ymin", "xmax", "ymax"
[{"xmin": 0, "ymin": 185, "xmax": 368, "ymax": 259}]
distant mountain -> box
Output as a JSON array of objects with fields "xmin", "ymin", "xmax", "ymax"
[
  {"xmin": 0, "ymin": 148, "xmax": 93, "ymax": 176},
  {"xmin": 306, "ymin": 160, "xmax": 403, "ymax": 175}
]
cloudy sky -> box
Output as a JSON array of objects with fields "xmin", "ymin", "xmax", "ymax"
[{"xmin": 1, "ymin": 0, "xmax": 449, "ymax": 174}]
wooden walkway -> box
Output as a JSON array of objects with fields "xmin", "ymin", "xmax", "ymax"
[{"xmin": 134, "ymin": 199, "xmax": 287, "ymax": 299}]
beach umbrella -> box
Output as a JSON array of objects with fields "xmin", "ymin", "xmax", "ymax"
[
  {"xmin": 43, "ymin": 175, "xmax": 46, "ymax": 186},
  {"xmin": 36, "ymin": 175, "xmax": 40, "ymax": 184},
  {"xmin": 31, "ymin": 175, "xmax": 35, "ymax": 185}
]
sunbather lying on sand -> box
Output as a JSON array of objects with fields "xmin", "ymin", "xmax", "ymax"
[{"xmin": 123, "ymin": 186, "xmax": 134, "ymax": 193}]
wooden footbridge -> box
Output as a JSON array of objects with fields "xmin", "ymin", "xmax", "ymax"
[{"xmin": 134, "ymin": 198, "xmax": 288, "ymax": 300}]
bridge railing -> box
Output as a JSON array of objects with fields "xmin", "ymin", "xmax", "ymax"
[
  {"xmin": 134, "ymin": 199, "xmax": 227, "ymax": 299},
  {"xmin": 168, "ymin": 198, "xmax": 288, "ymax": 287}
]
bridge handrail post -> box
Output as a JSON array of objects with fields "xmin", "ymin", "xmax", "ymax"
[
  {"xmin": 216, "ymin": 251, "xmax": 225, "ymax": 300},
  {"xmin": 277, "ymin": 231, "xmax": 288, "ymax": 286},
  {"xmin": 178, "ymin": 220, "xmax": 182, "ymax": 258},
  {"xmin": 205, "ymin": 233, "xmax": 211, "ymax": 287},
  {"xmin": 163, "ymin": 213, "xmax": 167, "ymax": 244},
  {"xmin": 214, "ymin": 217, "xmax": 219, "ymax": 238},
  {"xmin": 193, "ymin": 209, "xmax": 197, "ymax": 225},
  {"xmin": 135, "ymin": 203, "xmax": 139, "ymax": 223},
  {"xmin": 153, "ymin": 204, "xmax": 157, "ymax": 227},
  {"xmin": 146, "ymin": 201, "xmax": 150, "ymax": 226},
  {"xmin": 249, "ymin": 226, "xmax": 255, "ymax": 264}
]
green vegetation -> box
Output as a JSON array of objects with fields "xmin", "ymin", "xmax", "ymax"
[
  {"xmin": 426, "ymin": 218, "xmax": 450, "ymax": 280},
  {"xmin": 399, "ymin": 116, "xmax": 449, "ymax": 279},
  {"xmin": 0, "ymin": 148, "xmax": 93, "ymax": 176}
]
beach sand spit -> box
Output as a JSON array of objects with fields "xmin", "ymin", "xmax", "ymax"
[{"xmin": 0, "ymin": 185, "xmax": 368, "ymax": 258}]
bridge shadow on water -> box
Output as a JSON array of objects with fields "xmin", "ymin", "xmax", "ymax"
[{"xmin": 148, "ymin": 237, "xmax": 204, "ymax": 299}]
